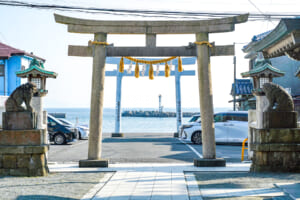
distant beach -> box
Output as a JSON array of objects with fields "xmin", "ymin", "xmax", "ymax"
[{"xmin": 45, "ymin": 107, "xmax": 231, "ymax": 133}]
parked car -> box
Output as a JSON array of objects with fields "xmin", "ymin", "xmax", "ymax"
[
  {"xmin": 47, "ymin": 114, "xmax": 78, "ymax": 145},
  {"xmin": 180, "ymin": 114, "xmax": 201, "ymax": 130},
  {"xmin": 58, "ymin": 118, "xmax": 89, "ymax": 140},
  {"xmin": 180, "ymin": 111, "xmax": 248, "ymax": 144}
]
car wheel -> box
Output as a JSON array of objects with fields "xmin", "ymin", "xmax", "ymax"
[
  {"xmin": 192, "ymin": 131, "xmax": 202, "ymax": 144},
  {"xmin": 54, "ymin": 133, "xmax": 66, "ymax": 145}
]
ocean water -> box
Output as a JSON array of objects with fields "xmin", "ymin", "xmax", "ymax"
[{"xmin": 45, "ymin": 107, "xmax": 231, "ymax": 133}]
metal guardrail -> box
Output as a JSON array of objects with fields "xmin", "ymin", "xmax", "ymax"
[{"xmin": 241, "ymin": 138, "xmax": 248, "ymax": 161}]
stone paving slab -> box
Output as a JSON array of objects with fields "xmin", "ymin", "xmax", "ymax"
[
  {"xmin": 275, "ymin": 183, "xmax": 300, "ymax": 200},
  {"xmin": 48, "ymin": 163, "xmax": 300, "ymax": 200},
  {"xmin": 49, "ymin": 162, "xmax": 250, "ymax": 200},
  {"xmin": 193, "ymin": 171, "xmax": 300, "ymax": 200}
]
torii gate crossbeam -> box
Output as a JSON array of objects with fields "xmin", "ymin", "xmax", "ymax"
[{"xmin": 54, "ymin": 13, "xmax": 248, "ymax": 167}]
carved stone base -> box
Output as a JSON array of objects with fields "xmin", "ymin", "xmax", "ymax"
[
  {"xmin": 79, "ymin": 159, "xmax": 109, "ymax": 168},
  {"xmin": 262, "ymin": 111, "xmax": 297, "ymax": 128},
  {"xmin": 0, "ymin": 129, "xmax": 48, "ymax": 145},
  {"xmin": 2, "ymin": 112, "xmax": 37, "ymax": 130},
  {"xmin": 250, "ymin": 128, "xmax": 300, "ymax": 172},
  {"xmin": 0, "ymin": 129, "xmax": 49, "ymax": 177},
  {"xmin": 194, "ymin": 158, "xmax": 226, "ymax": 167},
  {"xmin": 0, "ymin": 145, "xmax": 49, "ymax": 176}
]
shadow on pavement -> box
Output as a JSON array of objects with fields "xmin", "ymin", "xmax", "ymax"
[{"xmin": 16, "ymin": 195, "xmax": 77, "ymax": 200}]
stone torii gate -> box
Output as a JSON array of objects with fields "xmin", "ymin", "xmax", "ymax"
[
  {"xmin": 54, "ymin": 13, "xmax": 248, "ymax": 167},
  {"xmin": 105, "ymin": 57, "xmax": 196, "ymax": 136}
]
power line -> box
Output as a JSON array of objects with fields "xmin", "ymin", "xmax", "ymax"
[
  {"xmin": 0, "ymin": 0, "xmax": 299, "ymax": 20},
  {"xmin": 247, "ymin": 0, "xmax": 275, "ymax": 25}
]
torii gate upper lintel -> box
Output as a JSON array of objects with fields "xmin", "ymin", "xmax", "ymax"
[{"xmin": 54, "ymin": 13, "xmax": 249, "ymax": 167}]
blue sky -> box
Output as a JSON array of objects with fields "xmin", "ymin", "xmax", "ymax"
[{"xmin": 0, "ymin": 0, "xmax": 299, "ymax": 108}]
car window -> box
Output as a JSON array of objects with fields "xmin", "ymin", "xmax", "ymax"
[
  {"xmin": 60, "ymin": 119, "xmax": 73, "ymax": 125},
  {"xmin": 189, "ymin": 116, "xmax": 200, "ymax": 122},
  {"xmin": 47, "ymin": 117, "xmax": 57, "ymax": 126},
  {"xmin": 214, "ymin": 114, "xmax": 226, "ymax": 122},
  {"xmin": 47, "ymin": 115, "xmax": 62, "ymax": 125},
  {"xmin": 223, "ymin": 114, "xmax": 233, "ymax": 121},
  {"xmin": 227, "ymin": 113, "xmax": 248, "ymax": 122}
]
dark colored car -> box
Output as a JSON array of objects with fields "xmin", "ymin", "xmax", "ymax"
[{"xmin": 47, "ymin": 114, "xmax": 77, "ymax": 145}]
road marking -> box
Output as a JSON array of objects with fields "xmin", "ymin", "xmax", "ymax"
[
  {"xmin": 69, "ymin": 140, "xmax": 88, "ymax": 148},
  {"xmin": 178, "ymin": 139, "xmax": 203, "ymax": 159}
]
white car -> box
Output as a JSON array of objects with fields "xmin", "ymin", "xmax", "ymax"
[
  {"xmin": 58, "ymin": 118, "xmax": 89, "ymax": 140},
  {"xmin": 180, "ymin": 111, "xmax": 248, "ymax": 144},
  {"xmin": 180, "ymin": 114, "xmax": 200, "ymax": 129}
]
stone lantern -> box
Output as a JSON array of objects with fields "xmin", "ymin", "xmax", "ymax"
[
  {"xmin": 241, "ymin": 54, "xmax": 285, "ymax": 129},
  {"xmin": 16, "ymin": 58, "xmax": 57, "ymax": 97},
  {"xmin": 16, "ymin": 58, "xmax": 57, "ymax": 129},
  {"xmin": 241, "ymin": 54, "xmax": 285, "ymax": 95}
]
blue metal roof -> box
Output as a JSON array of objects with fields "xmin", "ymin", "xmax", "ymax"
[
  {"xmin": 243, "ymin": 29, "xmax": 273, "ymax": 50},
  {"xmin": 231, "ymin": 79, "xmax": 253, "ymax": 95}
]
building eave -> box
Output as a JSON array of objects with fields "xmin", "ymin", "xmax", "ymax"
[{"xmin": 244, "ymin": 18, "xmax": 300, "ymax": 57}]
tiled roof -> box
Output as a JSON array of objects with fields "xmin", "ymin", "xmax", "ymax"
[
  {"xmin": 251, "ymin": 30, "xmax": 273, "ymax": 42},
  {"xmin": 16, "ymin": 58, "xmax": 57, "ymax": 78},
  {"xmin": 242, "ymin": 30, "xmax": 273, "ymax": 51},
  {"xmin": 0, "ymin": 42, "xmax": 25, "ymax": 58},
  {"xmin": 243, "ymin": 18, "xmax": 300, "ymax": 55},
  {"xmin": 241, "ymin": 62, "xmax": 285, "ymax": 77},
  {"xmin": 0, "ymin": 42, "xmax": 45, "ymax": 61}
]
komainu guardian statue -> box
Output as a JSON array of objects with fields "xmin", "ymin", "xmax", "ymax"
[
  {"xmin": 5, "ymin": 82, "xmax": 37, "ymax": 112},
  {"xmin": 262, "ymin": 82, "xmax": 294, "ymax": 112}
]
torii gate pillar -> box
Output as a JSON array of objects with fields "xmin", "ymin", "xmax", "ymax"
[
  {"xmin": 80, "ymin": 33, "xmax": 109, "ymax": 167},
  {"xmin": 196, "ymin": 33, "xmax": 216, "ymax": 158},
  {"xmin": 194, "ymin": 33, "xmax": 225, "ymax": 166}
]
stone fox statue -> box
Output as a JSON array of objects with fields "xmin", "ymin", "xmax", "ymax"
[
  {"xmin": 5, "ymin": 82, "xmax": 37, "ymax": 112},
  {"xmin": 262, "ymin": 82, "xmax": 294, "ymax": 112}
]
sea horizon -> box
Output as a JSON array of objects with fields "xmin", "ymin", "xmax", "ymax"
[{"xmin": 45, "ymin": 107, "xmax": 233, "ymax": 133}]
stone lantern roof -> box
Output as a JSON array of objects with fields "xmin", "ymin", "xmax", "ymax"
[
  {"xmin": 241, "ymin": 57, "xmax": 285, "ymax": 78},
  {"xmin": 16, "ymin": 58, "xmax": 57, "ymax": 78}
]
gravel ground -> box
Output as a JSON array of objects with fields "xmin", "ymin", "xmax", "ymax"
[{"xmin": 0, "ymin": 172, "xmax": 113, "ymax": 200}]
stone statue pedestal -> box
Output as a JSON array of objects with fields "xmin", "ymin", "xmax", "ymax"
[
  {"xmin": 262, "ymin": 111, "xmax": 297, "ymax": 129},
  {"xmin": 0, "ymin": 129, "xmax": 49, "ymax": 176},
  {"xmin": 2, "ymin": 112, "xmax": 37, "ymax": 130},
  {"xmin": 250, "ymin": 128, "xmax": 300, "ymax": 172},
  {"xmin": 250, "ymin": 110, "xmax": 300, "ymax": 172}
]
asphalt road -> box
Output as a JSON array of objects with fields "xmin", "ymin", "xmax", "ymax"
[{"xmin": 48, "ymin": 132, "xmax": 247, "ymax": 163}]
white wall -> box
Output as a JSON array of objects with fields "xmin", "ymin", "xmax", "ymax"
[
  {"xmin": 0, "ymin": 96, "xmax": 8, "ymax": 128},
  {"xmin": 20, "ymin": 57, "xmax": 31, "ymax": 85}
]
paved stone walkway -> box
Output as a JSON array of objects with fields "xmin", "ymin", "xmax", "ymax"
[
  {"xmin": 49, "ymin": 163, "xmax": 299, "ymax": 200},
  {"xmin": 50, "ymin": 163, "xmax": 248, "ymax": 200}
]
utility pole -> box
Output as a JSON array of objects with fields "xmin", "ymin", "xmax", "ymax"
[
  {"xmin": 158, "ymin": 94, "xmax": 163, "ymax": 113},
  {"xmin": 233, "ymin": 45, "xmax": 237, "ymax": 111}
]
